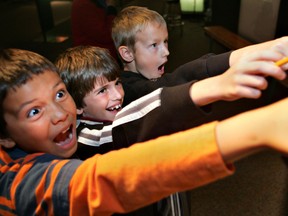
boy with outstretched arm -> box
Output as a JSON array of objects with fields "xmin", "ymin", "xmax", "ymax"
[{"xmin": 112, "ymin": 6, "xmax": 288, "ymax": 106}]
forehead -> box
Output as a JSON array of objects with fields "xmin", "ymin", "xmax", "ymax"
[{"xmin": 136, "ymin": 22, "xmax": 168, "ymax": 39}]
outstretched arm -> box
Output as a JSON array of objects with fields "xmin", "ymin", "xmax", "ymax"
[
  {"xmin": 70, "ymin": 97, "xmax": 288, "ymax": 215},
  {"xmin": 217, "ymin": 98, "xmax": 288, "ymax": 163}
]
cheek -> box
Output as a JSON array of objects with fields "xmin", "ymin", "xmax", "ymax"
[
  {"xmin": 135, "ymin": 49, "xmax": 151, "ymax": 62},
  {"xmin": 8, "ymin": 123, "xmax": 46, "ymax": 149},
  {"xmin": 66, "ymin": 96, "xmax": 77, "ymax": 115},
  {"xmin": 5, "ymin": 117, "xmax": 28, "ymax": 139},
  {"xmin": 119, "ymin": 87, "xmax": 125, "ymax": 98},
  {"xmin": 82, "ymin": 99, "xmax": 104, "ymax": 117},
  {"xmin": 135, "ymin": 57, "xmax": 154, "ymax": 73}
]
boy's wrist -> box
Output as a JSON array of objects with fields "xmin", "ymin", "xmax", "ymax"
[{"xmin": 190, "ymin": 77, "xmax": 223, "ymax": 107}]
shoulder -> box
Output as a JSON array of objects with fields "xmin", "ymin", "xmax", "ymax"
[{"xmin": 1, "ymin": 146, "xmax": 81, "ymax": 214}]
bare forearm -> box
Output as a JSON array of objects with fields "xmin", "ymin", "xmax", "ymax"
[
  {"xmin": 216, "ymin": 98, "xmax": 288, "ymax": 163},
  {"xmin": 216, "ymin": 107, "xmax": 265, "ymax": 163},
  {"xmin": 190, "ymin": 76, "xmax": 225, "ymax": 106}
]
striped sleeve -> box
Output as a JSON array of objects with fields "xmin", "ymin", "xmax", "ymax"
[
  {"xmin": 0, "ymin": 150, "xmax": 82, "ymax": 216},
  {"xmin": 78, "ymin": 123, "xmax": 113, "ymax": 146}
]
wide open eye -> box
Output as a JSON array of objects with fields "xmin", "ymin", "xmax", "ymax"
[
  {"xmin": 56, "ymin": 90, "xmax": 66, "ymax": 100},
  {"xmin": 27, "ymin": 108, "xmax": 41, "ymax": 118}
]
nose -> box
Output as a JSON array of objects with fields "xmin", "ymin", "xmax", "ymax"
[
  {"xmin": 162, "ymin": 45, "xmax": 169, "ymax": 57},
  {"xmin": 110, "ymin": 86, "xmax": 123, "ymax": 101},
  {"xmin": 50, "ymin": 103, "xmax": 69, "ymax": 124}
]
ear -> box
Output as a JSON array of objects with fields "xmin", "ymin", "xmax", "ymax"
[
  {"xmin": 118, "ymin": 46, "xmax": 134, "ymax": 63},
  {"xmin": 0, "ymin": 138, "xmax": 16, "ymax": 148},
  {"xmin": 77, "ymin": 108, "xmax": 84, "ymax": 115}
]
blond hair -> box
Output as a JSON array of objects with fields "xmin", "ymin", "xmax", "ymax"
[{"xmin": 112, "ymin": 6, "xmax": 167, "ymax": 52}]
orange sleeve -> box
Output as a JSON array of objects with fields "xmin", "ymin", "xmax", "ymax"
[{"xmin": 69, "ymin": 121, "xmax": 234, "ymax": 215}]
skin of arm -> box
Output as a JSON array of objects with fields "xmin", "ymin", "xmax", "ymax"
[{"xmin": 216, "ymin": 97, "xmax": 288, "ymax": 163}]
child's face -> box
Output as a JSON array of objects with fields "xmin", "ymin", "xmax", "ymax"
[
  {"xmin": 80, "ymin": 78, "xmax": 124, "ymax": 122},
  {"xmin": 3, "ymin": 70, "xmax": 78, "ymax": 158},
  {"xmin": 133, "ymin": 22, "xmax": 169, "ymax": 79}
]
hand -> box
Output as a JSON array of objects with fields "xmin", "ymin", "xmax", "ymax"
[
  {"xmin": 230, "ymin": 36, "xmax": 288, "ymax": 69},
  {"xmin": 212, "ymin": 49, "xmax": 287, "ymax": 100},
  {"xmin": 191, "ymin": 49, "xmax": 287, "ymax": 106}
]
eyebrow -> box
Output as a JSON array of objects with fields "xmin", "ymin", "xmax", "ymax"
[
  {"xmin": 93, "ymin": 78, "xmax": 119, "ymax": 93},
  {"xmin": 93, "ymin": 83, "xmax": 109, "ymax": 93},
  {"xmin": 17, "ymin": 79, "xmax": 63, "ymax": 114}
]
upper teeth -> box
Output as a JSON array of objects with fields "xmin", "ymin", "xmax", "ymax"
[
  {"xmin": 62, "ymin": 127, "xmax": 70, "ymax": 134},
  {"xmin": 109, "ymin": 104, "xmax": 122, "ymax": 111}
]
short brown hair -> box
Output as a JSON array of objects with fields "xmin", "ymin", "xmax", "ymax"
[{"xmin": 55, "ymin": 46, "xmax": 121, "ymax": 109}]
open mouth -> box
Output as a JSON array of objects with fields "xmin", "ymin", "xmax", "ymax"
[
  {"xmin": 54, "ymin": 124, "xmax": 73, "ymax": 147},
  {"xmin": 106, "ymin": 104, "xmax": 122, "ymax": 112},
  {"xmin": 158, "ymin": 63, "xmax": 165, "ymax": 73}
]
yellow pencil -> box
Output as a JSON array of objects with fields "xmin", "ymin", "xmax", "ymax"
[{"xmin": 275, "ymin": 57, "xmax": 288, "ymax": 66}]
